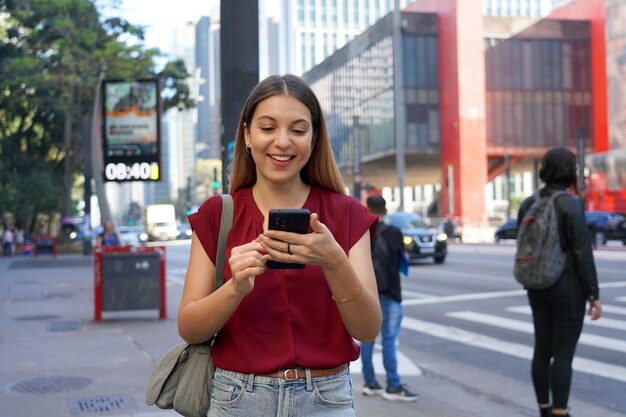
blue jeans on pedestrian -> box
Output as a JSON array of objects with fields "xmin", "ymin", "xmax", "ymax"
[
  {"xmin": 360, "ymin": 294, "xmax": 403, "ymax": 389},
  {"xmin": 208, "ymin": 367, "xmax": 355, "ymax": 417}
]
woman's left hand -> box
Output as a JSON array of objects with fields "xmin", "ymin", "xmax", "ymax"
[
  {"xmin": 588, "ymin": 299, "xmax": 602, "ymax": 320},
  {"xmin": 260, "ymin": 213, "xmax": 344, "ymax": 268}
]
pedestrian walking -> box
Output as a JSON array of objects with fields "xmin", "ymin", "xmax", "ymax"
[
  {"xmin": 3, "ymin": 227, "xmax": 14, "ymax": 256},
  {"xmin": 96, "ymin": 220, "xmax": 119, "ymax": 247},
  {"xmin": 517, "ymin": 147, "xmax": 602, "ymax": 417},
  {"xmin": 179, "ymin": 74, "xmax": 381, "ymax": 416},
  {"xmin": 360, "ymin": 194, "xmax": 419, "ymax": 402}
]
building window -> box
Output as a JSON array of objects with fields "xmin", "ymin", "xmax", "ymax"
[
  {"xmin": 301, "ymin": 32, "xmax": 307, "ymax": 72},
  {"xmin": 309, "ymin": 0, "xmax": 316, "ymax": 25},
  {"xmin": 309, "ymin": 32, "xmax": 316, "ymax": 69},
  {"xmin": 298, "ymin": 0, "xmax": 305, "ymax": 25},
  {"xmin": 323, "ymin": 33, "xmax": 329, "ymax": 58}
]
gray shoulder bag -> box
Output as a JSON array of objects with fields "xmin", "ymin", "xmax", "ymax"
[{"xmin": 146, "ymin": 194, "xmax": 234, "ymax": 417}]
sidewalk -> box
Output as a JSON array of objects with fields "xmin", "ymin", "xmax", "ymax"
[{"xmin": 0, "ymin": 253, "xmax": 623, "ymax": 417}]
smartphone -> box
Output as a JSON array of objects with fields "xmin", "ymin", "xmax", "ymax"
[{"xmin": 267, "ymin": 209, "xmax": 310, "ymax": 269}]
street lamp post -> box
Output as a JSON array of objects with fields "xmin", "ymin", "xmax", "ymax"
[
  {"xmin": 393, "ymin": 0, "xmax": 406, "ymax": 212},
  {"xmin": 352, "ymin": 116, "xmax": 362, "ymax": 200},
  {"xmin": 577, "ymin": 127, "xmax": 586, "ymax": 204}
]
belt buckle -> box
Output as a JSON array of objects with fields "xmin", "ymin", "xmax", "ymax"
[{"xmin": 283, "ymin": 369, "xmax": 299, "ymax": 381}]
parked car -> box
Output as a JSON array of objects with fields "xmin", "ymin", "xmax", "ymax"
[
  {"xmin": 177, "ymin": 224, "xmax": 192, "ymax": 240},
  {"xmin": 385, "ymin": 212, "xmax": 447, "ymax": 264},
  {"xmin": 585, "ymin": 211, "xmax": 626, "ymax": 245},
  {"xmin": 495, "ymin": 218, "xmax": 517, "ymax": 243},
  {"xmin": 118, "ymin": 225, "xmax": 148, "ymax": 246},
  {"xmin": 118, "ymin": 226, "xmax": 140, "ymax": 246}
]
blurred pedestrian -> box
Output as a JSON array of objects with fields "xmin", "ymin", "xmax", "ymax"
[
  {"xmin": 3, "ymin": 227, "xmax": 14, "ymax": 256},
  {"xmin": 360, "ymin": 194, "xmax": 418, "ymax": 402},
  {"xmin": 15, "ymin": 228, "xmax": 24, "ymax": 254},
  {"xmin": 96, "ymin": 220, "xmax": 119, "ymax": 247},
  {"xmin": 518, "ymin": 147, "xmax": 602, "ymax": 417},
  {"xmin": 178, "ymin": 74, "xmax": 381, "ymax": 416}
]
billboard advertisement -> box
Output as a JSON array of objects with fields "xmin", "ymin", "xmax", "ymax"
[{"xmin": 102, "ymin": 79, "xmax": 161, "ymax": 182}]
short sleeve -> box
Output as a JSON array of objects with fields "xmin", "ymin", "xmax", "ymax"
[
  {"xmin": 188, "ymin": 194, "xmax": 223, "ymax": 265},
  {"xmin": 348, "ymin": 199, "xmax": 378, "ymax": 249}
]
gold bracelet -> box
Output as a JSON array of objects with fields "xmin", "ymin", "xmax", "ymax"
[{"xmin": 332, "ymin": 281, "xmax": 364, "ymax": 304}]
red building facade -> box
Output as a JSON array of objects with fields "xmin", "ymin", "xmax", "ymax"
[{"xmin": 407, "ymin": 0, "xmax": 624, "ymax": 219}]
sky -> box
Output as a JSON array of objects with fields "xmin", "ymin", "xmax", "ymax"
[{"xmin": 105, "ymin": 0, "xmax": 220, "ymax": 54}]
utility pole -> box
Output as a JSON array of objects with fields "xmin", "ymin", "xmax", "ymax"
[
  {"xmin": 393, "ymin": 0, "xmax": 406, "ymax": 211},
  {"xmin": 504, "ymin": 153, "xmax": 511, "ymax": 219},
  {"xmin": 577, "ymin": 127, "xmax": 586, "ymax": 204},
  {"xmin": 186, "ymin": 176, "xmax": 192, "ymax": 214},
  {"xmin": 220, "ymin": 0, "xmax": 259, "ymax": 193},
  {"xmin": 352, "ymin": 116, "xmax": 362, "ymax": 200},
  {"xmin": 82, "ymin": 116, "xmax": 92, "ymax": 255},
  {"xmin": 91, "ymin": 71, "xmax": 120, "ymax": 243}
]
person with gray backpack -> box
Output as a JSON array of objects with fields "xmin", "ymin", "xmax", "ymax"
[{"xmin": 515, "ymin": 147, "xmax": 602, "ymax": 417}]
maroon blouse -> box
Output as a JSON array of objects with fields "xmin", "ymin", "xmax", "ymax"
[{"xmin": 188, "ymin": 186, "xmax": 377, "ymax": 373}]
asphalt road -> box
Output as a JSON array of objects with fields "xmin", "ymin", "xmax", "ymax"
[{"xmin": 163, "ymin": 240, "xmax": 626, "ymax": 415}]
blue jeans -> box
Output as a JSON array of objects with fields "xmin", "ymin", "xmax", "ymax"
[
  {"xmin": 360, "ymin": 294, "xmax": 403, "ymax": 389},
  {"xmin": 208, "ymin": 367, "xmax": 355, "ymax": 417}
]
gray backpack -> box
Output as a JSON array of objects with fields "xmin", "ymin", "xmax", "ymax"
[{"xmin": 514, "ymin": 190, "xmax": 566, "ymax": 289}]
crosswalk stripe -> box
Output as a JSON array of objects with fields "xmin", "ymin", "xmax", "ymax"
[
  {"xmin": 603, "ymin": 304, "xmax": 626, "ymax": 315},
  {"xmin": 167, "ymin": 276, "xmax": 186, "ymax": 285},
  {"xmin": 401, "ymin": 316, "xmax": 626, "ymax": 382},
  {"xmin": 402, "ymin": 281, "xmax": 626, "ymax": 306},
  {"xmin": 446, "ymin": 311, "xmax": 626, "ymax": 353},
  {"xmin": 507, "ymin": 305, "xmax": 626, "ymax": 331},
  {"xmin": 402, "ymin": 290, "xmax": 436, "ymax": 298},
  {"xmin": 402, "ymin": 289, "xmax": 525, "ymax": 306},
  {"xmin": 349, "ymin": 346, "xmax": 422, "ymax": 376}
]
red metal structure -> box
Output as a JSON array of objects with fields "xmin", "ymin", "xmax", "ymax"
[
  {"xmin": 94, "ymin": 245, "xmax": 166, "ymax": 322},
  {"xmin": 404, "ymin": 0, "xmax": 626, "ymax": 219},
  {"xmin": 33, "ymin": 236, "xmax": 57, "ymax": 257}
]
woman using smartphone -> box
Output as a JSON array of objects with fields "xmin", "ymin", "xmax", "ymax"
[{"xmin": 178, "ymin": 74, "xmax": 381, "ymax": 416}]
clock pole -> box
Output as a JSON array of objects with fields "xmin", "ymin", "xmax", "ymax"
[{"xmin": 91, "ymin": 71, "xmax": 121, "ymax": 244}]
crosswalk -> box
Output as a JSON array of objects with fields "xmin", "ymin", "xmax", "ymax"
[
  {"xmin": 400, "ymin": 283, "xmax": 626, "ymax": 383},
  {"xmin": 165, "ymin": 266, "xmax": 626, "ymax": 383}
]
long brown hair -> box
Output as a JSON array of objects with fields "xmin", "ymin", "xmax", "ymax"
[{"xmin": 229, "ymin": 74, "xmax": 345, "ymax": 194}]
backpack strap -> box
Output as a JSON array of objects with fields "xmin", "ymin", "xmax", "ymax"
[{"xmin": 215, "ymin": 194, "xmax": 234, "ymax": 290}]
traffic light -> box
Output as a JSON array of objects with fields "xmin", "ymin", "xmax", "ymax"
[{"xmin": 213, "ymin": 167, "xmax": 219, "ymax": 190}]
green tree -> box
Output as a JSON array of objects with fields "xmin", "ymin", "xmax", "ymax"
[{"xmin": 0, "ymin": 0, "xmax": 194, "ymax": 231}]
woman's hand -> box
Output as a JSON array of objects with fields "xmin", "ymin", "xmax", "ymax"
[
  {"xmin": 588, "ymin": 299, "xmax": 602, "ymax": 320},
  {"xmin": 228, "ymin": 238, "xmax": 267, "ymax": 296},
  {"xmin": 260, "ymin": 213, "xmax": 344, "ymax": 268}
]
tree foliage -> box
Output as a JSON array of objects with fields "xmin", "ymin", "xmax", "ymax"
[{"xmin": 0, "ymin": 0, "xmax": 194, "ymax": 231}]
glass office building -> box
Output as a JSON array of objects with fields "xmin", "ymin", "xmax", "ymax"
[
  {"xmin": 482, "ymin": 0, "xmax": 565, "ymax": 17},
  {"xmin": 484, "ymin": 20, "xmax": 593, "ymax": 150},
  {"xmin": 304, "ymin": 12, "xmax": 439, "ymax": 170},
  {"xmin": 302, "ymin": 1, "xmax": 608, "ymax": 222}
]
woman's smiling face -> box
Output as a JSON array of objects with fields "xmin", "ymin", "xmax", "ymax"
[{"xmin": 245, "ymin": 94, "xmax": 314, "ymax": 186}]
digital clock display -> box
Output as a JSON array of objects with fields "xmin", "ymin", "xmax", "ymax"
[
  {"xmin": 101, "ymin": 78, "xmax": 162, "ymax": 183},
  {"xmin": 104, "ymin": 162, "xmax": 160, "ymax": 181}
]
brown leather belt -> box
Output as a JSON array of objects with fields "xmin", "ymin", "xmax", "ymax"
[{"xmin": 259, "ymin": 363, "xmax": 349, "ymax": 381}]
